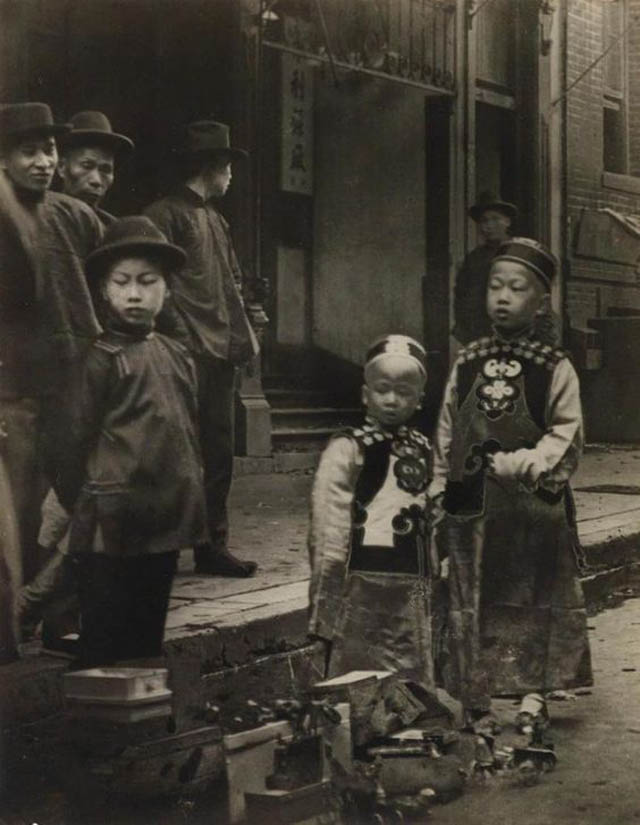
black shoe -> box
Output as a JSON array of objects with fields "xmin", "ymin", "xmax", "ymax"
[{"xmin": 194, "ymin": 550, "xmax": 258, "ymax": 578}]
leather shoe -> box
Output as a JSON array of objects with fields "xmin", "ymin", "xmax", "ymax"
[{"xmin": 194, "ymin": 550, "xmax": 258, "ymax": 578}]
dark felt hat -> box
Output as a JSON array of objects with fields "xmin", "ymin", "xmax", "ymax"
[
  {"xmin": 492, "ymin": 237, "xmax": 557, "ymax": 290},
  {"xmin": 178, "ymin": 120, "xmax": 248, "ymax": 161},
  {"xmin": 469, "ymin": 190, "xmax": 518, "ymax": 222},
  {"xmin": 0, "ymin": 102, "xmax": 71, "ymax": 147},
  {"xmin": 85, "ymin": 216, "xmax": 186, "ymax": 282},
  {"xmin": 61, "ymin": 111, "xmax": 134, "ymax": 156}
]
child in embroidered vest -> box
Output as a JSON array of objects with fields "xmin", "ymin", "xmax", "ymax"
[
  {"xmin": 47, "ymin": 217, "xmax": 208, "ymax": 667},
  {"xmin": 308, "ymin": 334, "xmax": 438, "ymax": 689},
  {"xmin": 429, "ymin": 237, "xmax": 593, "ymax": 731}
]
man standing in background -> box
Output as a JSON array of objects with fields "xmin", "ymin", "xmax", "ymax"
[
  {"xmin": 452, "ymin": 191, "xmax": 516, "ymax": 345},
  {"xmin": 146, "ymin": 120, "xmax": 259, "ymax": 577}
]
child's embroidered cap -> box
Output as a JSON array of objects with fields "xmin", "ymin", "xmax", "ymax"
[
  {"xmin": 492, "ymin": 237, "xmax": 557, "ymax": 290},
  {"xmin": 365, "ymin": 335, "xmax": 427, "ymax": 378}
]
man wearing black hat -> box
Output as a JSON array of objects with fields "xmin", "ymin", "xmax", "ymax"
[
  {"xmin": 0, "ymin": 102, "xmax": 102, "ymax": 589},
  {"xmin": 452, "ymin": 191, "xmax": 517, "ymax": 345},
  {"xmin": 145, "ymin": 120, "xmax": 259, "ymax": 577},
  {"xmin": 58, "ymin": 110, "xmax": 134, "ymax": 227}
]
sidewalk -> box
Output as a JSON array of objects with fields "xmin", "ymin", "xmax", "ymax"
[
  {"xmin": 3, "ymin": 447, "xmax": 640, "ymax": 726},
  {"xmin": 166, "ymin": 445, "xmax": 640, "ymax": 648}
]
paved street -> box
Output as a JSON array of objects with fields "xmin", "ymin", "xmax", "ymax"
[{"xmin": 432, "ymin": 594, "xmax": 640, "ymax": 825}]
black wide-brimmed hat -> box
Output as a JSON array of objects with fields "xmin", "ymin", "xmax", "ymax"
[
  {"xmin": 492, "ymin": 237, "xmax": 557, "ymax": 290},
  {"xmin": 469, "ymin": 190, "xmax": 518, "ymax": 222},
  {"xmin": 0, "ymin": 102, "xmax": 71, "ymax": 147},
  {"xmin": 178, "ymin": 120, "xmax": 248, "ymax": 161},
  {"xmin": 61, "ymin": 111, "xmax": 134, "ymax": 156},
  {"xmin": 85, "ymin": 216, "xmax": 186, "ymax": 282}
]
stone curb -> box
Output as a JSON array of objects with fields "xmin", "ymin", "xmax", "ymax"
[{"xmin": 3, "ymin": 527, "xmax": 639, "ymax": 728}]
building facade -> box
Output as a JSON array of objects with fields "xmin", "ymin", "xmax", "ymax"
[
  {"xmin": 2, "ymin": 0, "xmax": 636, "ymax": 447},
  {"xmin": 562, "ymin": 0, "xmax": 640, "ymax": 440}
]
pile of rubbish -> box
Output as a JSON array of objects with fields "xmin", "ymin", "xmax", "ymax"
[{"xmin": 62, "ymin": 667, "xmax": 566, "ymax": 823}]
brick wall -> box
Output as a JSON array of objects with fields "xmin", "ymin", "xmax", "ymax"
[{"xmin": 566, "ymin": 0, "xmax": 640, "ymax": 327}]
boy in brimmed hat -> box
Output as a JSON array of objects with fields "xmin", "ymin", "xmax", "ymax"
[
  {"xmin": 308, "ymin": 335, "xmax": 440, "ymax": 688},
  {"xmin": 57, "ymin": 110, "xmax": 134, "ymax": 227},
  {"xmin": 145, "ymin": 120, "xmax": 259, "ymax": 578},
  {"xmin": 0, "ymin": 102, "xmax": 102, "ymax": 592},
  {"xmin": 430, "ymin": 237, "xmax": 592, "ymax": 731},
  {"xmin": 47, "ymin": 216, "xmax": 207, "ymax": 666},
  {"xmin": 453, "ymin": 191, "xmax": 517, "ymax": 345}
]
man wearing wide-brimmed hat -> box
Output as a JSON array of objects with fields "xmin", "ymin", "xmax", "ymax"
[
  {"xmin": 145, "ymin": 120, "xmax": 259, "ymax": 578},
  {"xmin": 58, "ymin": 110, "xmax": 134, "ymax": 227},
  {"xmin": 0, "ymin": 102, "xmax": 103, "ymax": 590},
  {"xmin": 452, "ymin": 191, "xmax": 517, "ymax": 345}
]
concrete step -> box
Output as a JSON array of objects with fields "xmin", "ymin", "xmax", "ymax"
[
  {"xmin": 271, "ymin": 426, "xmax": 336, "ymax": 452},
  {"xmin": 265, "ymin": 388, "xmax": 340, "ymax": 408},
  {"xmin": 271, "ymin": 406, "xmax": 361, "ymax": 430}
]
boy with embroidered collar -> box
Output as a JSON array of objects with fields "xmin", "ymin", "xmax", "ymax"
[
  {"xmin": 48, "ymin": 216, "xmax": 207, "ymax": 667},
  {"xmin": 430, "ymin": 237, "xmax": 592, "ymax": 730},
  {"xmin": 308, "ymin": 335, "xmax": 437, "ymax": 688}
]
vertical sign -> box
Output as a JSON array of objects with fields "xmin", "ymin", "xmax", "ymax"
[{"xmin": 280, "ymin": 52, "xmax": 313, "ymax": 195}]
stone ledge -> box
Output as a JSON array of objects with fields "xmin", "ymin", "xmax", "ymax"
[{"xmin": 4, "ymin": 522, "xmax": 640, "ymax": 729}]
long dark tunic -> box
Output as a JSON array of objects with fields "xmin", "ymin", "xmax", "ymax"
[{"xmin": 52, "ymin": 326, "xmax": 208, "ymax": 557}]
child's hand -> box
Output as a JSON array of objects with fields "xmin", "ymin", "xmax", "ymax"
[
  {"xmin": 487, "ymin": 450, "xmax": 537, "ymax": 492},
  {"xmin": 487, "ymin": 451, "xmax": 515, "ymax": 480}
]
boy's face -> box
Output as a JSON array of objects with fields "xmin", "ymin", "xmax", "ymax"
[
  {"xmin": 1, "ymin": 135, "xmax": 58, "ymax": 193},
  {"xmin": 362, "ymin": 356, "xmax": 424, "ymax": 428},
  {"xmin": 487, "ymin": 260, "xmax": 547, "ymax": 332},
  {"xmin": 101, "ymin": 256, "xmax": 168, "ymax": 328}
]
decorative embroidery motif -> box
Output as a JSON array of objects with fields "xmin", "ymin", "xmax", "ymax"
[
  {"xmin": 391, "ymin": 503, "xmax": 425, "ymax": 537},
  {"xmin": 391, "ymin": 427, "xmax": 430, "ymax": 494},
  {"xmin": 476, "ymin": 357, "xmax": 523, "ymax": 419},
  {"xmin": 464, "ymin": 438, "xmax": 502, "ymax": 475},
  {"xmin": 347, "ymin": 420, "xmax": 431, "ymax": 494},
  {"xmin": 459, "ymin": 335, "xmax": 565, "ymax": 372}
]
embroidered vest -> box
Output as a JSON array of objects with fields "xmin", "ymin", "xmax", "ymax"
[
  {"xmin": 444, "ymin": 335, "xmax": 565, "ymax": 516},
  {"xmin": 342, "ymin": 422, "xmax": 432, "ymax": 574}
]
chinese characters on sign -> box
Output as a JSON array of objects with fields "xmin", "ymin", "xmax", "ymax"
[{"xmin": 281, "ymin": 53, "xmax": 313, "ymax": 195}]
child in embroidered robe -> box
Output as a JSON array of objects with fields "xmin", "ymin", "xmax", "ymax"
[
  {"xmin": 308, "ymin": 335, "xmax": 436, "ymax": 687},
  {"xmin": 48, "ymin": 217, "xmax": 207, "ymax": 667},
  {"xmin": 429, "ymin": 238, "xmax": 592, "ymax": 727}
]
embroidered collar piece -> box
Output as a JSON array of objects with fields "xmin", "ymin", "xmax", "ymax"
[{"xmin": 458, "ymin": 331, "xmax": 564, "ymax": 371}]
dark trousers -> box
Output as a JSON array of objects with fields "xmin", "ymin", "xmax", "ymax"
[
  {"xmin": 193, "ymin": 356, "xmax": 235, "ymax": 564},
  {"xmin": 76, "ymin": 551, "xmax": 178, "ymax": 668}
]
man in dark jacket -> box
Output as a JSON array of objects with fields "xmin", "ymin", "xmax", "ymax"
[
  {"xmin": 0, "ymin": 102, "xmax": 102, "ymax": 589},
  {"xmin": 452, "ymin": 191, "xmax": 516, "ymax": 345},
  {"xmin": 0, "ymin": 173, "xmax": 38, "ymax": 663},
  {"xmin": 145, "ymin": 120, "xmax": 259, "ymax": 577},
  {"xmin": 57, "ymin": 110, "xmax": 134, "ymax": 227}
]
